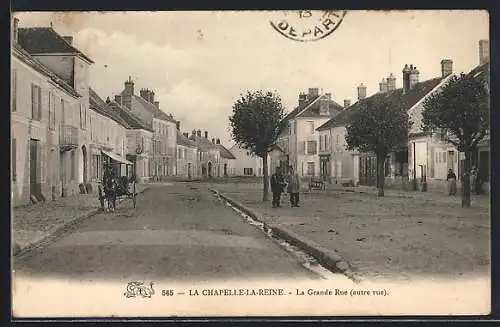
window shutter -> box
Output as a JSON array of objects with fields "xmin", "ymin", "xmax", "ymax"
[
  {"xmin": 12, "ymin": 138, "xmax": 16, "ymax": 181},
  {"xmin": 31, "ymin": 84, "xmax": 36, "ymax": 119},
  {"xmin": 38, "ymin": 86, "xmax": 42, "ymax": 120},
  {"xmin": 12, "ymin": 69, "xmax": 16, "ymax": 112}
]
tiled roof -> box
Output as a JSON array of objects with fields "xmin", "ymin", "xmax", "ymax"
[
  {"xmin": 132, "ymin": 95, "xmax": 177, "ymax": 123},
  {"xmin": 284, "ymin": 94, "xmax": 344, "ymax": 121},
  {"xmin": 316, "ymin": 77, "xmax": 446, "ymax": 131},
  {"xmin": 176, "ymin": 130, "xmax": 197, "ymax": 148},
  {"xmin": 188, "ymin": 135, "xmax": 218, "ymax": 151},
  {"xmin": 13, "ymin": 43, "xmax": 81, "ymax": 98},
  {"xmin": 106, "ymin": 101, "xmax": 154, "ymax": 132},
  {"xmin": 216, "ymin": 144, "xmax": 236, "ymax": 159},
  {"xmin": 89, "ymin": 88, "xmax": 131, "ymax": 128},
  {"xmin": 17, "ymin": 27, "xmax": 94, "ymax": 63}
]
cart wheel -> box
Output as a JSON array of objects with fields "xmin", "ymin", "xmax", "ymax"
[{"xmin": 132, "ymin": 182, "xmax": 136, "ymax": 208}]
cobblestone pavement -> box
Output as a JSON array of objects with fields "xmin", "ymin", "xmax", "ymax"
[
  {"xmin": 12, "ymin": 183, "xmax": 156, "ymax": 252},
  {"xmin": 212, "ymin": 182, "xmax": 490, "ymax": 283},
  {"xmin": 13, "ymin": 182, "xmax": 319, "ymax": 283}
]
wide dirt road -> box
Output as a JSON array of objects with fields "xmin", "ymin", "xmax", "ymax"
[{"xmin": 13, "ymin": 182, "xmax": 317, "ymax": 283}]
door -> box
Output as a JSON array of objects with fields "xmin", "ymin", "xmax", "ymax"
[
  {"xmin": 223, "ymin": 164, "xmax": 227, "ymax": 176},
  {"xmin": 29, "ymin": 139, "xmax": 39, "ymax": 199}
]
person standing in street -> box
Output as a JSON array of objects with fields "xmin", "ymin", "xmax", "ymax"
[
  {"xmin": 270, "ymin": 166, "xmax": 286, "ymax": 208},
  {"xmin": 286, "ymin": 166, "xmax": 301, "ymax": 207},
  {"xmin": 470, "ymin": 166, "xmax": 478, "ymax": 194},
  {"xmin": 447, "ymin": 168, "xmax": 457, "ymax": 196}
]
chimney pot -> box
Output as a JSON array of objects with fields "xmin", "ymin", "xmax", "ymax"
[
  {"xmin": 325, "ymin": 92, "xmax": 332, "ymax": 99},
  {"xmin": 357, "ymin": 83, "xmax": 367, "ymax": 100},
  {"xmin": 386, "ymin": 73, "xmax": 396, "ymax": 91},
  {"xmin": 479, "ymin": 39, "xmax": 489, "ymax": 65},
  {"xmin": 344, "ymin": 99, "xmax": 351, "ymax": 108},
  {"xmin": 62, "ymin": 36, "xmax": 73, "ymax": 45},
  {"xmin": 197, "ymin": 130, "xmax": 202, "ymax": 137},
  {"xmin": 183, "ymin": 132, "xmax": 189, "ymax": 138},
  {"xmin": 204, "ymin": 131, "xmax": 208, "ymax": 139},
  {"xmin": 440, "ymin": 59, "xmax": 453, "ymax": 77},
  {"xmin": 176, "ymin": 121, "xmax": 180, "ymax": 130},
  {"xmin": 308, "ymin": 88, "xmax": 319, "ymax": 97},
  {"xmin": 12, "ymin": 18, "xmax": 19, "ymax": 43},
  {"xmin": 216, "ymin": 138, "xmax": 220, "ymax": 144},
  {"xmin": 212, "ymin": 138, "xmax": 215, "ymax": 144}
]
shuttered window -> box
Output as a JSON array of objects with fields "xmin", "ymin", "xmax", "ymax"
[
  {"xmin": 12, "ymin": 69, "xmax": 17, "ymax": 112},
  {"xmin": 307, "ymin": 141, "xmax": 317, "ymax": 155},
  {"xmin": 12, "ymin": 138, "xmax": 16, "ymax": 182},
  {"xmin": 80, "ymin": 103, "xmax": 87, "ymax": 130},
  {"xmin": 49, "ymin": 92, "xmax": 56, "ymax": 130},
  {"xmin": 31, "ymin": 84, "xmax": 42, "ymax": 121}
]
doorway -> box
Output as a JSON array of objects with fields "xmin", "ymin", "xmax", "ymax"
[
  {"xmin": 29, "ymin": 139, "xmax": 40, "ymax": 200},
  {"xmin": 223, "ymin": 163, "xmax": 227, "ymax": 176},
  {"xmin": 82, "ymin": 145, "xmax": 88, "ymax": 185},
  {"xmin": 208, "ymin": 162, "xmax": 212, "ymax": 178}
]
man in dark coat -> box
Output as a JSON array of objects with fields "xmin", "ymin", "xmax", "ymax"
[{"xmin": 270, "ymin": 167, "xmax": 286, "ymax": 208}]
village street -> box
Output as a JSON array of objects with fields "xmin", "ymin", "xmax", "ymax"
[
  {"xmin": 13, "ymin": 179, "xmax": 489, "ymax": 285},
  {"xmin": 13, "ymin": 182, "xmax": 321, "ymax": 283}
]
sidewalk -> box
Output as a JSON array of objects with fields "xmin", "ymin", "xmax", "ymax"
[
  {"xmin": 212, "ymin": 183, "xmax": 490, "ymax": 283},
  {"xmin": 12, "ymin": 183, "xmax": 154, "ymax": 256}
]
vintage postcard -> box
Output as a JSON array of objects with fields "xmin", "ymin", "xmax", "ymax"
[{"xmin": 11, "ymin": 10, "xmax": 490, "ymax": 317}]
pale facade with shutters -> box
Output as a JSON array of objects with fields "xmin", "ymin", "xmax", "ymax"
[
  {"xmin": 293, "ymin": 117, "xmax": 332, "ymax": 178},
  {"xmin": 11, "ymin": 47, "xmax": 88, "ymax": 206}
]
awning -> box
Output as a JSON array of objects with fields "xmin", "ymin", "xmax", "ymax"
[{"xmin": 101, "ymin": 150, "xmax": 133, "ymax": 165}]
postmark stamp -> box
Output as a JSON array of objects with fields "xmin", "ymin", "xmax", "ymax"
[{"xmin": 269, "ymin": 10, "xmax": 347, "ymax": 42}]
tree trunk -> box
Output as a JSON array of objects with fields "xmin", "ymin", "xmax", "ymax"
[
  {"xmin": 376, "ymin": 154, "xmax": 385, "ymax": 197},
  {"xmin": 461, "ymin": 149, "xmax": 472, "ymax": 208},
  {"xmin": 262, "ymin": 154, "xmax": 269, "ymax": 202}
]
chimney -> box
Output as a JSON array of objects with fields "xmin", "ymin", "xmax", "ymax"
[
  {"xmin": 386, "ymin": 73, "xmax": 396, "ymax": 91},
  {"xmin": 154, "ymin": 101, "xmax": 159, "ymax": 108},
  {"xmin": 105, "ymin": 96, "xmax": 111, "ymax": 104},
  {"xmin": 114, "ymin": 95, "xmax": 122, "ymax": 104},
  {"xmin": 140, "ymin": 88, "xmax": 148, "ymax": 100},
  {"xmin": 319, "ymin": 96, "xmax": 329, "ymax": 115},
  {"xmin": 216, "ymin": 138, "xmax": 220, "ymax": 144},
  {"xmin": 409, "ymin": 65, "xmax": 420, "ymax": 89},
  {"xmin": 212, "ymin": 138, "xmax": 215, "ymax": 144},
  {"xmin": 183, "ymin": 132, "xmax": 189, "ymax": 138},
  {"xmin": 344, "ymin": 99, "xmax": 351, "ymax": 108},
  {"xmin": 123, "ymin": 76, "xmax": 134, "ymax": 109},
  {"xmin": 197, "ymin": 130, "xmax": 202, "ymax": 138},
  {"xmin": 12, "ymin": 18, "xmax": 19, "ymax": 43},
  {"xmin": 441, "ymin": 59, "xmax": 453, "ymax": 77},
  {"xmin": 308, "ymin": 88, "xmax": 319, "ymax": 98},
  {"xmin": 204, "ymin": 131, "xmax": 208, "ymax": 139},
  {"xmin": 325, "ymin": 92, "xmax": 332, "ymax": 99},
  {"xmin": 379, "ymin": 78, "xmax": 388, "ymax": 93},
  {"xmin": 176, "ymin": 121, "xmax": 180, "ymax": 130},
  {"xmin": 298, "ymin": 92, "xmax": 308, "ymax": 106},
  {"xmin": 479, "ymin": 40, "xmax": 489, "ymax": 65},
  {"xmin": 62, "ymin": 36, "xmax": 73, "ymax": 45},
  {"xmin": 402, "ymin": 64, "xmax": 411, "ymax": 93},
  {"xmin": 357, "ymin": 83, "xmax": 367, "ymax": 100},
  {"xmin": 149, "ymin": 90, "xmax": 155, "ymax": 103}
]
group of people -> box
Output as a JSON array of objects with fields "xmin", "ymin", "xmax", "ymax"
[
  {"xmin": 446, "ymin": 166, "xmax": 483, "ymax": 196},
  {"xmin": 270, "ymin": 166, "xmax": 301, "ymax": 208}
]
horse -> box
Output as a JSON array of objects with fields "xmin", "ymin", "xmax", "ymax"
[{"xmin": 98, "ymin": 178, "xmax": 117, "ymax": 213}]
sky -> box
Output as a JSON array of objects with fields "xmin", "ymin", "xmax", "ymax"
[{"xmin": 14, "ymin": 10, "xmax": 489, "ymax": 146}]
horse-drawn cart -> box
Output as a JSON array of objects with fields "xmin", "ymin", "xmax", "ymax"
[{"xmin": 98, "ymin": 160, "xmax": 137, "ymax": 212}]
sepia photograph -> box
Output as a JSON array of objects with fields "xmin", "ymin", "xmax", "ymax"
[{"xmin": 11, "ymin": 10, "xmax": 490, "ymax": 317}]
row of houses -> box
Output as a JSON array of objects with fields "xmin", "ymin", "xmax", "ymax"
[
  {"xmin": 271, "ymin": 40, "xmax": 490, "ymax": 192},
  {"xmin": 11, "ymin": 20, "xmax": 264, "ymax": 207}
]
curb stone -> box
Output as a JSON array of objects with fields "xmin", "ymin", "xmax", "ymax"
[
  {"xmin": 209, "ymin": 188, "xmax": 361, "ymax": 283},
  {"xmin": 13, "ymin": 186, "xmax": 151, "ymax": 258}
]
